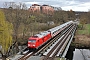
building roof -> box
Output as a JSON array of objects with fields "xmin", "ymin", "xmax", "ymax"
[
  {"xmin": 42, "ymin": 4, "xmax": 49, "ymax": 6},
  {"xmin": 32, "ymin": 4, "xmax": 40, "ymax": 6}
]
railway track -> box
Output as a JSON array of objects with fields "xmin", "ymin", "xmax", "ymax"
[
  {"xmin": 18, "ymin": 23, "xmax": 77, "ymax": 60},
  {"xmin": 42, "ymin": 24, "xmax": 77, "ymax": 60}
]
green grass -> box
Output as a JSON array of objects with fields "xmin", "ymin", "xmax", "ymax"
[
  {"xmin": 78, "ymin": 30, "xmax": 86, "ymax": 34},
  {"xmin": 86, "ymin": 24, "xmax": 90, "ymax": 34},
  {"xmin": 77, "ymin": 24, "xmax": 90, "ymax": 35}
]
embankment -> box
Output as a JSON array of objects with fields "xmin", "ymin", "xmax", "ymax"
[{"xmin": 72, "ymin": 35, "xmax": 90, "ymax": 48}]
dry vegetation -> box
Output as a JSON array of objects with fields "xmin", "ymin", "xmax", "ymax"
[
  {"xmin": 74, "ymin": 35, "xmax": 90, "ymax": 47},
  {"xmin": 73, "ymin": 24, "xmax": 90, "ymax": 48}
]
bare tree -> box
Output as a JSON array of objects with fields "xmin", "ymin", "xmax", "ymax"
[
  {"xmin": 3, "ymin": 2, "xmax": 29, "ymax": 56},
  {"xmin": 3, "ymin": 2, "xmax": 15, "ymax": 8}
]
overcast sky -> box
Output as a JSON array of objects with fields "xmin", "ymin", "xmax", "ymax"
[{"xmin": 0, "ymin": 0, "xmax": 90, "ymax": 12}]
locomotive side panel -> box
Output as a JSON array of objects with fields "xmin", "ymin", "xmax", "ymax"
[
  {"xmin": 36, "ymin": 38, "xmax": 43, "ymax": 48},
  {"xmin": 36, "ymin": 33, "xmax": 51, "ymax": 49}
]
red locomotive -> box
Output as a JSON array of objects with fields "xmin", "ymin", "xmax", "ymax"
[
  {"xmin": 28, "ymin": 21, "xmax": 73, "ymax": 49},
  {"xmin": 28, "ymin": 31, "xmax": 51, "ymax": 49}
]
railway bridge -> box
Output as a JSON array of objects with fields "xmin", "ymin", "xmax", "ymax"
[{"xmin": 9, "ymin": 21, "xmax": 77, "ymax": 60}]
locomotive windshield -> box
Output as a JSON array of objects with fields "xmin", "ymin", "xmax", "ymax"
[{"xmin": 28, "ymin": 40, "xmax": 36, "ymax": 43}]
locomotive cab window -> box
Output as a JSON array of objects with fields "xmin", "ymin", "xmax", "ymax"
[{"xmin": 28, "ymin": 40, "xmax": 36, "ymax": 43}]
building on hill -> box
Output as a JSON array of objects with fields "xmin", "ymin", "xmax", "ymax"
[
  {"xmin": 42, "ymin": 5, "xmax": 54, "ymax": 15},
  {"xmin": 29, "ymin": 4, "xmax": 41, "ymax": 13},
  {"xmin": 28, "ymin": 4, "xmax": 54, "ymax": 15}
]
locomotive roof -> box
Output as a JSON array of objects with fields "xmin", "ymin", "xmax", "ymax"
[{"xmin": 34, "ymin": 31, "xmax": 50, "ymax": 38}]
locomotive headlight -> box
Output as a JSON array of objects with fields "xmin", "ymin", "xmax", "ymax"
[
  {"xmin": 28, "ymin": 44, "xmax": 30, "ymax": 46},
  {"xmin": 33, "ymin": 45, "xmax": 35, "ymax": 46}
]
